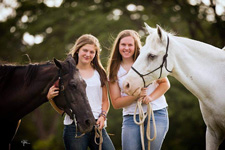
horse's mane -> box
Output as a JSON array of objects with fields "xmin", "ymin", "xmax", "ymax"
[
  {"xmin": 24, "ymin": 64, "xmax": 46, "ymax": 86},
  {"xmin": 0, "ymin": 62, "xmax": 52, "ymax": 91},
  {"xmin": 0, "ymin": 65, "xmax": 16, "ymax": 91}
]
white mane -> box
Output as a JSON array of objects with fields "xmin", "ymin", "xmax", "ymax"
[{"xmin": 172, "ymin": 36, "xmax": 225, "ymax": 61}]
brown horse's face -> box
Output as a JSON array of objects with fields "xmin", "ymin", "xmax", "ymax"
[{"xmin": 53, "ymin": 55, "xmax": 95, "ymax": 133}]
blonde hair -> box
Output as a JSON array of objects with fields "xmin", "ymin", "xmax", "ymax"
[
  {"xmin": 69, "ymin": 34, "xmax": 107, "ymax": 86},
  {"xmin": 107, "ymin": 30, "xmax": 142, "ymax": 83}
]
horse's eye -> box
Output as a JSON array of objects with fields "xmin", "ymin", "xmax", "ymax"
[
  {"xmin": 69, "ymin": 82, "xmax": 77, "ymax": 89},
  {"xmin": 148, "ymin": 53, "xmax": 156, "ymax": 60}
]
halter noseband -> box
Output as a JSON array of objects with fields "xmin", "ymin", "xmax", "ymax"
[{"xmin": 131, "ymin": 35, "xmax": 172, "ymax": 88}]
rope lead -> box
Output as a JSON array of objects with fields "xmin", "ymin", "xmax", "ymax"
[
  {"xmin": 134, "ymin": 100, "xmax": 157, "ymax": 150},
  {"xmin": 94, "ymin": 125, "xmax": 103, "ymax": 150}
]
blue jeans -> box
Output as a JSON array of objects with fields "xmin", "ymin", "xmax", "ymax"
[
  {"xmin": 122, "ymin": 108, "xmax": 169, "ymax": 150},
  {"xmin": 63, "ymin": 122, "xmax": 115, "ymax": 150}
]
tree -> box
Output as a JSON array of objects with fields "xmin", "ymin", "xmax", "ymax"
[{"xmin": 0, "ymin": 0, "xmax": 224, "ymax": 149}]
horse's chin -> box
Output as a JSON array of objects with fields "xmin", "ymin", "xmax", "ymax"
[
  {"xmin": 63, "ymin": 109, "xmax": 73, "ymax": 120},
  {"xmin": 131, "ymin": 87, "xmax": 141, "ymax": 96}
]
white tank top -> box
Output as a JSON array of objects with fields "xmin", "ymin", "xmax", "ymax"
[
  {"xmin": 117, "ymin": 65, "xmax": 168, "ymax": 116},
  {"xmin": 64, "ymin": 70, "xmax": 103, "ymax": 125}
]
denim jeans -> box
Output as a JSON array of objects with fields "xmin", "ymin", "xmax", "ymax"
[
  {"xmin": 63, "ymin": 122, "xmax": 115, "ymax": 150},
  {"xmin": 122, "ymin": 108, "xmax": 169, "ymax": 150}
]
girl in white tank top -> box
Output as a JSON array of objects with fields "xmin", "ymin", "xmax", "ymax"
[
  {"xmin": 47, "ymin": 34, "xmax": 115, "ymax": 150},
  {"xmin": 107, "ymin": 30, "xmax": 170, "ymax": 150}
]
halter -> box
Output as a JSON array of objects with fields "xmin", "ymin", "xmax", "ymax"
[
  {"xmin": 131, "ymin": 35, "xmax": 172, "ymax": 88},
  {"xmin": 57, "ymin": 69, "xmax": 65, "ymax": 93},
  {"xmin": 55, "ymin": 69, "xmax": 71, "ymax": 116}
]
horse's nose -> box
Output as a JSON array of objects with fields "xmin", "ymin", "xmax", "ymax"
[
  {"xmin": 123, "ymin": 81, "xmax": 130, "ymax": 91},
  {"xmin": 85, "ymin": 119, "xmax": 91, "ymax": 126}
]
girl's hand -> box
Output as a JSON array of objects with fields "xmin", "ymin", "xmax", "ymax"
[
  {"xmin": 142, "ymin": 95, "xmax": 153, "ymax": 104},
  {"xmin": 139, "ymin": 88, "xmax": 153, "ymax": 104},
  {"xmin": 96, "ymin": 117, "xmax": 105, "ymax": 130},
  {"xmin": 47, "ymin": 85, "xmax": 59, "ymax": 100},
  {"xmin": 140, "ymin": 88, "xmax": 147, "ymax": 97}
]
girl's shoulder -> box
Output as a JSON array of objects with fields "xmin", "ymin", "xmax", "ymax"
[
  {"xmin": 117, "ymin": 65, "xmax": 128, "ymax": 79},
  {"xmin": 91, "ymin": 69, "xmax": 101, "ymax": 80},
  {"xmin": 94, "ymin": 69, "xmax": 99, "ymax": 76}
]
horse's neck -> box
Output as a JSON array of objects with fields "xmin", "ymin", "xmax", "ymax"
[
  {"xmin": 8, "ymin": 64, "xmax": 58, "ymax": 120},
  {"xmin": 170, "ymin": 37, "xmax": 225, "ymax": 101},
  {"xmin": 13, "ymin": 64, "xmax": 57, "ymax": 89},
  {"xmin": 25, "ymin": 64, "xmax": 58, "ymax": 99},
  {"xmin": 38, "ymin": 65, "xmax": 59, "ymax": 95}
]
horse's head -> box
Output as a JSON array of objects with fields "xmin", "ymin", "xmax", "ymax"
[
  {"xmin": 123, "ymin": 23, "xmax": 173, "ymax": 96},
  {"xmin": 53, "ymin": 55, "xmax": 95, "ymax": 133}
]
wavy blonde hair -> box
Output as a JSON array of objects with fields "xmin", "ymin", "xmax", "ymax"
[
  {"xmin": 107, "ymin": 30, "xmax": 142, "ymax": 83},
  {"xmin": 69, "ymin": 34, "xmax": 107, "ymax": 86}
]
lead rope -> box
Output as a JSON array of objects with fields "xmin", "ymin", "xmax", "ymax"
[
  {"xmin": 74, "ymin": 116, "xmax": 85, "ymax": 138},
  {"xmin": 133, "ymin": 99, "xmax": 157, "ymax": 150},
  {"xmin": 94, "ymin": 125, "xmax": 103, "ymax": 150}
]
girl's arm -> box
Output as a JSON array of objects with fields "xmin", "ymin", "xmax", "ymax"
[
  {"xmin": 141, "ymin": 77, "xmax": 170, "ymax": 104},
  {"xmin": 97, "ymin": 85, "xmax": 110, "ymax": 129},
  {"xmin": 108, "ymin": 81, "xmax": 139, "ymax": 109},
  {"xmin": 101, "ymin": 84, "xmax": 110, "ymax": 114},
  {"xmin": 47, "ymin": 85, "xmax": 64, "ymax": 115}
]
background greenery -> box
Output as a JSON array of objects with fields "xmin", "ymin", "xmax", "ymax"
[{"xmin": 0, "ymin": 0, "xmax": 225, "ymax": 150}]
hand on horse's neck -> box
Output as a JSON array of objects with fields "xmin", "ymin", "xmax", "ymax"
[
  {"xmin": 121, "ymin": 58, "xmax": 134, "ymax": 72},
  {"xmin": 77, "ymin": 63, "xmax": 94, "ymax": 79}
]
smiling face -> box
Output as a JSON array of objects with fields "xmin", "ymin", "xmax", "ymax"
[
  {"xmin": 119, "ymin": 36, "xmax": 135, "ymax": 60},
  {"xmin": 78, "ymin": 44, "xmax": 96, "ymax": 65}
]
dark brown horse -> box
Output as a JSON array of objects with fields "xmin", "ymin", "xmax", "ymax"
[{"xmin": 0, "ymin": 55, "xmax": 95, "ymax": 150}]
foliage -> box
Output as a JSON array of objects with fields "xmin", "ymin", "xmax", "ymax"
[{"xmin": 1, "ymin": 0, "xmax": 225, "ymax": 149}]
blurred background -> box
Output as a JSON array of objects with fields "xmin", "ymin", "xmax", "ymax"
[{"xmin": 0, "ymin": 0, "xmax": 225, "ymax": 150}]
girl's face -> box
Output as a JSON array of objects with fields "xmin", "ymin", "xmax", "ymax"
[
  {"xmin": 78, "ymin": 44, "xmax": 96, "ymax": 65},
  {"xmin": 119, "ymin": 36, "xmax": 135, "ymax": 60}
]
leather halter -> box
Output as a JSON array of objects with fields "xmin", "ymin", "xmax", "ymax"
[
  {"xmin": 53, "ymin": 69, "xmax": 71, "ymax": 114},
  {"xmin": 131, "ymin": 35, "xmax": 172, "ymax": 88}
]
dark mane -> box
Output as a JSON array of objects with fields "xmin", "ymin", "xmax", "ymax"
[
  {"xmin": 24, "ymin": 64, "xmax": 41, "ymax": 86},
  {"xmin": 0, "ymin": 65, "xmax": 17, "ymax": 91},
  {"xmin": 0, "ymin": 62, "xmax": 53, "ymax": 91},
  {"xmin": 67, "ymin": 60, "xmax": 76, "ymax": 75}
]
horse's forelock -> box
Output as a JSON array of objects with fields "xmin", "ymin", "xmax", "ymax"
[{"xmin": 66, "ymin": 59, "xmax": 76, "ymax": 76}]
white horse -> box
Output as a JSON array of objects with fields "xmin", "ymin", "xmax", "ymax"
[{"xmin": 123, "ymin": 23, "xmax": 225, "ymax": 150}]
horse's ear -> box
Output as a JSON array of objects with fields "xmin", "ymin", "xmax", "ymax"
[
  {"xmin": 144, "ymin": 22, "xmax": 154, "ymax": 34},
  {"xmin": 66, "ymin": 54, "xmax": 73, "ymax": 62},
  {"xmin": 54, "ymin": 58, "xmax": 62, "ymax": 69},
  {"xmin": 156, "ymin": 24, "xmax": 166, "ymax": 42},
  {"xmin": 67, "ymin": 54, "xmax": 77, "ymax": 66}
]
